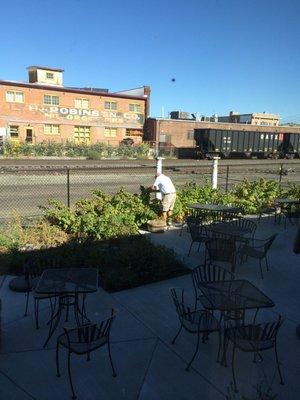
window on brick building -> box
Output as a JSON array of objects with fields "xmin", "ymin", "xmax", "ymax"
[
  {"xmin": 74, "ymin": 126, "xmax": 91, "ymax": 144},
  {"xmin": 44, "ymin": 95, "xmax": 59, "ymax": 105},
  {"xmin": 104, "ymin": 101, "xmax": 117, "ymax": 110},
  {"xmin": 129, "ymin": 103, "xmax": 141, "ymax": 112},
  {"xmin": 187, "ymin": 130, "xmax": 194, "ymax": 140},
  {"xmin": 104, "ymin": 127, "xmax": 117, "ymax": 137},
  {"xmin": 46, "ymin": 72, "xmax": 54, "ymax": 79},
  {"xmin": 6, "ymin": 91, "xmax": 24, "ymax": 103},
  {"xmin": 25, "ymin": 129, "xmax": 33, "ymax": 143},
  {"xmin": 44, "ymin": 124, "xmax": 60, "ymax": 134},
  {"xmin": 75, "ymin": 98, "xmax": 89, "ymax": 109},
  {"xmin": 9, "ymin": 126, "xmax": 19, "ymax": 140}
]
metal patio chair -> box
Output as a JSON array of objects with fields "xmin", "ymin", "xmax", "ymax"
[
  {"xmin": 238, "ymin": 234, "xmax": 277, "ymax": 279},
  {"xmin": 225, "ymin": 314, "xmax": 285, "ymax": 393},
  {"xmin": 56, "ymin": 309, "xmax": 117, "ymax": 400},
  {"xmin": 191, "ymin": 264, "xmax": 235, "ymax": 310},
  {"xmin": 230, "ymin": 218, "xmax": 257, "ymax": 238},
  {"xmin": 282, "ymin": 205, "xmax": 300, "ymax": 228},
  {"xmin": 21, "ymin": 255, "xmax": 61, "ymax": 328},
  {"xmin": 169, "ymin": 287, "xmax": 221, "ymax": 370},
  {"xmin": 187, "ymin": 221, "xmax": 208, "ymax": 256},
  {"xmin": 205, "ymin": 237, "xmax": 237, "ymax": 273},
  {"xmin": 179, "ymin": 214, "xmax": 200, "ymax": 236}
]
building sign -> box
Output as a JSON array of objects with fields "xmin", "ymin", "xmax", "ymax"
[{"xmin": 28, "ymin": 105, "xmax": 144, "ymax": 124}]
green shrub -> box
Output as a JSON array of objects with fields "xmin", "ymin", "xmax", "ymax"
[
  {"xmin": 42, "ymin": 188, "xmax": 157, "ymax": 240},
  {"xmin": 172, "ymin": 181, "xmax": 235, "ymax": 220},
  {"xmin": 281, "ymin": 182, "xmax": 300, "ymax": 199},
  {"xmin": 86, "ymin": 151, "xmax": 103, "ymax": 160},
  {"xmin": 3, "ymin": 141, "xmax": 150, "ymax": 159},
  {"xmin": 231, "ymin": 178, "xmax": 280, "ymax": 214}
]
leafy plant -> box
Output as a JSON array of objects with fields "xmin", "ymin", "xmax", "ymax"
[
  {"xmin": 42, "ymin": 188, "xmax": 157, "ymax": 240},
  {"xmin": 3, "ymin": 141, "xmax": 151, "ymax": 159},
  {"xmin": 171, "ymin": 180, "xmax": 234, "ymax": 221},
  {"xmin": 230, "ymin": 179, "xmax": 280, "ymax": 214}
]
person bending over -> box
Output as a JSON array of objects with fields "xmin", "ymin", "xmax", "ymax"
[{"xmin": 149, "ymin": 172, "xmax": 176, "ymax": 225}]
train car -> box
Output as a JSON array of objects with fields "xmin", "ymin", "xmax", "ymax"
[
  {"xmin": 194, "ymin": 128, "xmax": 285, "ymax": 159},
  {"xmin": 282, "ymin": 132, "xmax": 300, "ymax": 158}
]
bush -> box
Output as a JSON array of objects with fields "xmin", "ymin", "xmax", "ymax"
[
  {"xmin": 0, "ymin": 217, "xmax": 68, "ymax": 253},
  {"xmin": 231, "ymin": 178, "xmax": 280, "ymax": 214},
  {"xmin": 3, "ymin": 141, "xmax": 151, "ymax": 159},
  {"xmin": 172, "ymin": 181, "xmax": 235, "ymax": 221},
  {"xmin": 42, "ymin": 188, "xmax": 157, "ymax": 240}
]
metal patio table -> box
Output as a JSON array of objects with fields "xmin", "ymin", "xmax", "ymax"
[
  {"xmin": 198, "ymin": 279, "xmax": 274, "ymax": 365},
  {"xmin": 35, "ymin": 268, "xmax": 98, "ymax": 347},
  {"xmin": 188, "ymin": 204, "xmax": 241, "ymax": 222}
]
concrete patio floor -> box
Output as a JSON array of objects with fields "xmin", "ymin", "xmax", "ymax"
[{"xmin": 0, "ymin": 216, "xmax": 299, "ymax": 399}]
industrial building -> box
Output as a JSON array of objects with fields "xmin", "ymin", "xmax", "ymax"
[
  {"xmin": 0, "ymin": 66, "xmax": 150, "ymax": 145},
  {"xmin": 145, "ymin": 113, "xmax": 300, "ymax": 158}
]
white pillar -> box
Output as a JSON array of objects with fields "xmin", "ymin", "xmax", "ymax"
[
  {"xmin": 155, "ymin": 157, "xmax": 164, "ymax": 200},
  {"xmin": 156, "ymin": 157, "xmax": 164, "ymax": 174},
  {"xmin": 212, "ymin": 157, "xmax": 220, "ymax": 189}
]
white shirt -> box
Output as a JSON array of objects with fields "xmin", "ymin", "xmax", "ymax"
[{"xmin": 153, "ymin": 174, "xmax": 176, "ymax": 195}]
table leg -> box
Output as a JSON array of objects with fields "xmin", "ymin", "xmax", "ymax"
[{"xmin": 43, "ymin": 297, "xmax": 63, "ymax": 348}]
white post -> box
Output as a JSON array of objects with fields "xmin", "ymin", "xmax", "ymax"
[
  {"xmin": 155, "ymin": 157, "xmax": 164, "ymax": 200},
  {"xmin": 156, "ymin": 157, "xmax": 163, "ymax": 174},
  {"xmin": 212, "ymin": 157, "xmax": 220, "ymax": 189}
]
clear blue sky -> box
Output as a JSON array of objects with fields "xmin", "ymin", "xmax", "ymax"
[{"xmin": 1, "ymin": 0, "xmax": 300, "ymax": 122}]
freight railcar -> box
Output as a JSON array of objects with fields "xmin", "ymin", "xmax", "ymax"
[{"xmin": 194, "ymin": 128, "xmax": 300, "ymax": 159}]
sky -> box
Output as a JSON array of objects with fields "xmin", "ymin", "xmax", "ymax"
[{"xmin": 1, "ymin": 0, "xmax": 300, "ymax": 122}]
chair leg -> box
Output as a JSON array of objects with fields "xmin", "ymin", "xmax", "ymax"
[
  {"xmin": 34, "ymin": 299, "xmax": 39, "ymax": 329},
  {"xmin": 265, "ymin": 256, "xmax": 270, "ymax": 272},
  {"xmin": 232, "ymin": 345, "xmax": 238, "ymax": 393},
  {"xmin": 67, "ymin": 351, "xmax": 77, "ymax": 400},
  {"xmin": 107, "ymin": 337, "xmax": 117, "ymax": 377},
  {"xmin": 188, "ymin": 242, "xmax": 194, "ymax": 256},
  {"xmin": 259, "ymin": 259, "xmax": 264, "ymax": 279},
  {"xmin": 171, "ymin": 324, "xmax": 183, "ymax": 344},
  {"xmin": 216, "ymin": 329, "xmax": 222, "ymax": 363},
  {"xmin": 56, "ymin": 341, "xmax": 61, "ymax": 377},
  {"xmin": 275, "ymin": 340, "xmax": 284, "ymax": 385},
  {"xmin": 186, "ymin": 330, "xmax": 201, "ymax": 371},
  {"xmin": 24, "ymin": 291, "xmax": 30, "ymax": 317}
]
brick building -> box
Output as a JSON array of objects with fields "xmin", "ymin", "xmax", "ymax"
[
  {"xmin": 0, "ymin": 66, "xmax": 150, "ymax": 145},
  {"xmin": 218, "ymin": 111, "xmax": 280, "ymax": 126}
]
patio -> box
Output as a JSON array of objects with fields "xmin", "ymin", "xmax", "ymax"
[{"xmin": 0, "ymin": 216, "xmax": 299, "ymax": 400}]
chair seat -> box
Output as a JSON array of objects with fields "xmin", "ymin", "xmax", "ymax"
[
  {"xmin": 58, "ymin": 333, "xmax": 107, "ymax": 354},
  {"xmin": 9, "ymin": 276, "xmax": 39, "ymax": 292},
  {"xmin": 197, "ymin": 295, "xmax": 214, "ymax": 309},
  {"xmin": 239, "ymin": 245, "xmax": 264, "ymax": 259},
  {"xmin": 226, "ymin": 327, "xmax": 274, "ymax": 352},
  {"xmin": 183, "ymin": 310, "xmax": 220, "ymax": 333}
]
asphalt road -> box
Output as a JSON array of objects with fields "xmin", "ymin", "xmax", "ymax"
[{"xmin": 0, "ymin": 158, "xmax": 299, "ymax": 219}]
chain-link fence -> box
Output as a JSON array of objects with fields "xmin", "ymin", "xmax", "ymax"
[{"xmin": 0, "ymin": 160, "xmax": 299, "ymax": 219}]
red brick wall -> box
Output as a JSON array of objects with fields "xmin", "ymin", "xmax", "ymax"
[{"xmin": 0, "ymin": 83, "xmax": 146, "ymax": 144}]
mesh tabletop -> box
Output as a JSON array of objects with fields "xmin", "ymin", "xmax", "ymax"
[
  {"xmin": 188, "ymin": 204, "xmax": 241, "ymax": 213},
  {"xmin": 207, "ymin": 222, "xmax": 252, "ymax": 237},
  {"xmin": 199, "ymin": 280, "xmax": 274, "ymax": 311},
  {"xmin": 35, "ymin": 268, "xmax": 98, "ymax": 295}
]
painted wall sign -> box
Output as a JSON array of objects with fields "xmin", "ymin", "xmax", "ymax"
[{"xmin": 28, "ymin": 105, "xmax": 144, "ymax": 124}]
